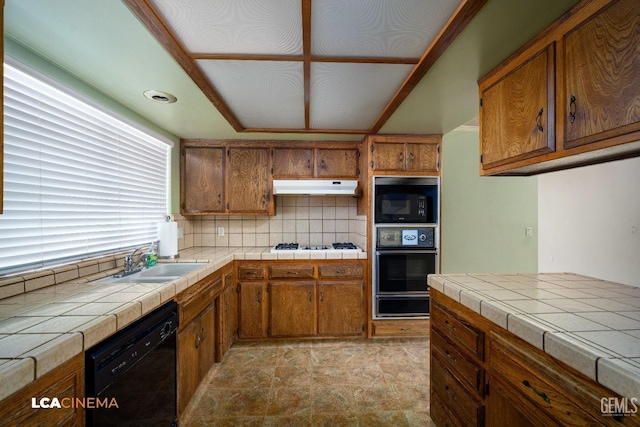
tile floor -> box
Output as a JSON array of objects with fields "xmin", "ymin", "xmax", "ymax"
[{"xmin": 181, "ymin": 338, "xmax": 432, "ymax": 426}]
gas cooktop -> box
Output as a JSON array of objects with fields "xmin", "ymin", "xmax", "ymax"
[{"xmin": 271, "ymin": 242, "xmax": 361, "ymax": 253}]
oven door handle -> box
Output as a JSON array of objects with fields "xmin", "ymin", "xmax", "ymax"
[{"xmin": 376, "ymin": 250, "xmax": 438, "ymax": 255}]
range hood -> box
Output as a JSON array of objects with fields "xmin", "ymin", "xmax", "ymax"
[{"xmin": 273, "ymin": 179, "xmax": 358, "ymax": 196}]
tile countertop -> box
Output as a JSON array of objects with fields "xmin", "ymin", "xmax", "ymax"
[
  {"xmin": 0, "ymin": 246, "xmax": 367, "ymax": 401},
  {"xmin": 428, "ymin": 273, "xmax": 640, "ymax": 400}
]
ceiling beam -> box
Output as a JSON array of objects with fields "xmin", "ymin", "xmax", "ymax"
[
  {"xmin": 368, "ymin": 0, "xmax": 489, "ymax": 135},
  {"xmin": 123, "ymin": 0, "xmax": 245, "ymax": 132},
  {"xmin": 302, "ymin": 0, "xmax": 312, "ymax": 130}
]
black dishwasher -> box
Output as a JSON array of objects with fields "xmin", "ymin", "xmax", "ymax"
[{"xmin": 85, "ymin": 301, "xmax": 178, "ymax": 427}]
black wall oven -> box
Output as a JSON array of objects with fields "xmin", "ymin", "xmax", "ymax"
[
  {"xmin": 374, "ymin": 177, "xmax": 438, "ymax": 224},
  {"xmin": 374, "ymin": 227, "xmax": 437, "ymax": 318}
]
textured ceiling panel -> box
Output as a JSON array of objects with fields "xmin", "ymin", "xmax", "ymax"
[
  {"xmin": 311, "ymin": 0, "xmax": 462, "ymax": 58},
  {"xmin": 151, "ymin": 0, "xmax": 302, "ymax": 55},
  {"xmin": 310, "ymin": 62, "xmax": 414, "ymax": 130},
  {"xmin": 197, "ymin": 60, "xmax": 305, "ymax": 129}
]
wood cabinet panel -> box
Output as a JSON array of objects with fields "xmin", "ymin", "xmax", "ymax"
[
  {"xmin": 219, "ymin": 273, "xmax": 237, "ymax": 359},
  {"xmin": 269, "ymin": 265, "xmax": 315, "ymax": 279},
  {"xmin": 316, "ymin": 148, "xmax": 359, "ymax": 177},
  {"xmin": 371, "ymin": 143, "xmax": 405, "ymax": 171},
  {"xmin": 237, "ymin": 281, "xmax": 268, "ymax": 339},
  {"xmin": 318, "ymin": 264, "xmax": 364, "ymax": 278},
  {"xmin": 269, "ymin": 281, "xmax": 316, "ymax": 337},
  {"xmin": 432, "ymin": 326, "xmax": 484, "ymax": 395},
  {"xmin": 371, "ymin": 319, "xmax": 429, "ymax": 337},
  {"xmin": 272, "ymin": 148, "xmax": 313, "ymax": 178},
  {"xmin": 182, "ymin": 147, "xmax": 225, "ymax": 213},
  {"xmin": 228, "ymin": 148, "xmax": 271, "ymax": 214},
  {"xmin": 0, "ymin": 354, "xmax": 84, "ymax": 427},
  {"xmin": 480, "ymin": 44, "xmax": 554, "ymax": 169},
  {"xmin": 406, "ymin": 142, "xmax": 440, "ymax": 172},
  {"xmin": 177, "ymin": 318, "xmax": 200, "ymax": 416},
  {"xmin": 238, "ymin": 265, "xmax": 266, "ymax": 280},
  {"xmin": 432, "ymin": 357, "xmax": 484, "ymax": 427},
  {"xmin": 318, "ymin": 281, "xmax": 364, "ymax": 336},
  {"xmin": 198, "ymin": 305, "xmax": 215, "ymax": 378},
  {"xmin": 431, "ymin": 300, "xmax": 484, "ymax": 360},
  {"xmin": 562, "ymin": 0, "xmax": 640, "ymax": 148}
]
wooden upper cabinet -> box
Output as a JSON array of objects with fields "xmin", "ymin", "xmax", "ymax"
[
  {"xmin": 561, "ymin": 0, "xmax": 640, "ymax": 149},
  {"xmin": 480, "ymin": 44, "xmax": 555, "ymax": 170},
  {"xmin": 371, "ymin": 139, "xmax": 441, "ymax": 173},
  {"xmin": 181, "ymin": 146, "xmax": 225, "ymax": 214},
  {"xmin": 227, "ymin": 148, "xmax": 272, "ymax": 214},
  {"xmin": 316, "ymin": 148, "xmax": 359, "ymax": 177},
  {"xmin": 273, "ymin": 147, "xmax": 359, "ymax": 178},
  {"xmin": 479, "ymin": 0, "xmax": 640, "ymax": 175},
  {"xmin": 272, "ymin": 148, "xmax": 314, "ymax": 178}
]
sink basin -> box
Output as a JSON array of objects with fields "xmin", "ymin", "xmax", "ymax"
[{"xmin": 93, "ymin": 263, "xmax": 207, "ymax": 284}]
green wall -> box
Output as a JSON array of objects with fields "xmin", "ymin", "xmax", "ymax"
[{"xmin": 440, "ymin": 130, "xmax": 538, "ymax": 273}]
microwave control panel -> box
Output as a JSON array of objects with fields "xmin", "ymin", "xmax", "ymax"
[{"xmin": 377, "ymin": 228, "xmax": 435, "ymax": 249}]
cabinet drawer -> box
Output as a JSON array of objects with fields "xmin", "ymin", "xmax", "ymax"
[
  {"xmin": 432, "ymin": 327, "xmax": 484, "ymax": 396},
  {"xmin": 371, "ymin": 319, "xmax": 429, "ymax": 337},
  {"xmin": 179, "ymin": 275, "xmax": 221, "ymax": 326},
  {"xmin": 431, "ymin": 359, "xmax": 484, "ymax": 427},
  {"xmin": 431, "ymin": 389, "xmax": 465, "ymax": 427},
  {"xmin": 238, "ymin": 265, "xmax": 266, "ymax": 280},
  {"xmin": 431, "ymin": 300, "xmax": 484, "ymax": 360},
  {"xmin": 318, "ymin": 264, "xmax": 363, "ymax": 278},
  {"xmin": 269, "ymin": 265, "xmax": 315, "ymax": 279},
  {"xmin": 490, "ymin": 332, "xmax": 626, "ymax": 427}
]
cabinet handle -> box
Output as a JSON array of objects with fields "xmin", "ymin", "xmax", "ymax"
[
  {"xmin": 444, "ymin": 349, "xmax": 457, "ymax": 363},
  {"xmin": 522, "ymin": 380, "xmax": 551, "ymax": 404},
  {"xmin": 399, "ymin": 152, "xmax": 404, "ymax": 162},
  {"xmin": 320, "ymin": 291, "xmax": 324, "ymax": 302},
  {"xmin": 287, "ymin": 271, "xmax": 299, "ymax": 276},
  {"xmin": 306, "ymin": 159, "xmax": 311, "ymax": 169},
  {"xmin": 336, "ymin": 269, "xmax": 346, "ymax": 275},
  {"xmin": 195, "ymin": 333, "xmax": 201, "ymax": 349},
  {"xmin": 308, "ymin": 291, "xmax": 313, "ymax": 302},
  {"xmin": 408, "ymin": 152, "xmax": 414, "ymax": 162},
  {"xmin": 444, "ymin": 319, "xmax": 457, "ymax": 331},
  {"xmin": 224, "ymin": 299, "xmax": 228, "ymax": 313},
  {"xmin": 320, "ymin": 159, "xmax": 327, "ymax": 170},
  {"xmin": 261, "ymin": 194, "xmax": 266, "ymax": 205},
  {"xmin": 569, "ymin": 95, "xmax": 576, "ymax": 123},
  {"xmin": 535, "ymin": 107, "xmax": 544, "ymax": 132},
  {"xmin": 400, "ymin": 327, "xmax": 412, "ymax": 332},
  {"xmin": 444, "ymin": 385, "xmax": 456, "ymax": 401},
  {"xmin": 257, "ymin": 291, "xmax": 262, "ymax": 303},
  {"xmin": 200, "ymin": 326, "xmax": 206, "ymax": 342},
  {"xmin": 217, "ymin": 193, "xmax": 221, "ymax": 203}
]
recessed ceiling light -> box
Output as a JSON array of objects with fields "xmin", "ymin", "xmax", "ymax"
[{"xmin": 143, "ymin": 90, "xmax": 177, "ymax": 104}]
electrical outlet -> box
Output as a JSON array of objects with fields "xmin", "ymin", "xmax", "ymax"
[
  {"xmin": 525, "ymin": 227, "xmax": 533, "ymax": 237},
  {"xmin": 218, "ymin": 227, "xmax": 225, "ymax": 237},
  {"xmin": 178, "ymin": 227, "xmax": 184, "ymax": 239}
]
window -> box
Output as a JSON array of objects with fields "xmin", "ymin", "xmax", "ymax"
[{"xmin": 1, "ymin": 58, "xmax": 171, "ymax": 272}]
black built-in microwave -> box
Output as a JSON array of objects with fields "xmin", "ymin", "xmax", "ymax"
[{"xmin": 374, "ymin": 177, "xmax": 438, "ymax": 224}]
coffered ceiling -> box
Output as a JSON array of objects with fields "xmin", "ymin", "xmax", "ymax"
[{"xmin": 124, "ymin": 0, "xmax": 485, "ymax": 134}]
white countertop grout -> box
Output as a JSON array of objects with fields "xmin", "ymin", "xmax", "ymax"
[{"xmin": 428, "ymin": 273, "xmax": 640, "ymax": 400}]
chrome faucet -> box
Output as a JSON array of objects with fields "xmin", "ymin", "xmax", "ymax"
[{"xmin": 121, "ymin": 245, "xmax": 150, "ymax": 277}]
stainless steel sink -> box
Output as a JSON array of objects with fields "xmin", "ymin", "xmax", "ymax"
[{"xmin": 93, "ymin": 263, "xmax": 207, "ymax": 284}]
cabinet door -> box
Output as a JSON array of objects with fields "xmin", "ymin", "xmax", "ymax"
[
  {"xmin": 182, "ymin": 147, "xmax": 225, "ymax": 213},
  {"xmin": 272, "ymin": 148, "xmax": 314, "ymax": 178},
  {"xmin": 316, "ymin": 148, "xmax": 359, "ymax": 177},
  {"xmin": 371, "ymin": 143, "xmax": 405, "ymax": 171},
  {"xmin": 237, "ymin": 281, "xmax": 268, "ymax": 339},
  {"xmin": 221, "ymin": 280, "xmax": 237, "ymax": 356},
  {"xmin": 227, "ymin": 148, "xmax": 271, "ymax": 214},
  {"xmin": 406, "ymin": 142, "xmax": 439, "ymax": 172},
  {"xmin": 198, "ymin": 305, "xmax": 216, "ymax": 379},
  {"xmin": 318, "ymin": 281, "xmax": 364, "ymax": 336},
  {"xmin": 562, "ymin": 0, "xmax": 640, "ymax": 149},
  {"xmin": 177, "ymin": 319, "xmax": 200, "ymax": 416},
  {"xmin": 480, "ymin": 44, "xmax": 555, "ymax": 170},
  {"xmin": 269, "ymin": 282, "xmax": 316, "ymax": 337}
]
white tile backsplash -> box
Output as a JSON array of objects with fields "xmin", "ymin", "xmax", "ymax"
[{"xmin": 178, "ymin": 196, "xmax": 367, "ymax": 250}]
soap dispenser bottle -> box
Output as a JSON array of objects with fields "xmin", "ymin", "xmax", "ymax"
[{"xmin": 147, "ymin": 242, "xmax": 158, "ymax": 267}]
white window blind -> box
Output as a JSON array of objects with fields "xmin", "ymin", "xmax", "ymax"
[{"xmin": 1, "ymin": 59, "xmax": 170, "ymax": 272}]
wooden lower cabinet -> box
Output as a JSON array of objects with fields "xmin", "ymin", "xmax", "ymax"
[
  {"xmin": 269, "ymin": 281, "xmax": 316, "ymax": 337},
  {"xmin": 217, "ymin": 271, "xmax": 237, "ymax": 361},
  {"xmin": 370, "ymin": 319, "xmax": 429, "ymax": 337},
  {"xmin": 318, "ymin": 281, "xmax": 364, "ymax": 336},
  {"xmin": 236, "ymin": 260, "xmax": 366, "ymax": 340},
  {"xmin": 0, "ymin": 354, "xmax": 84, "ymax": 427},
  {"xmin": 431, "ymin": 289, "xmax": 640, "ymax": 427},
  {"xmin": 238, "ymin": 281, "xmax": 268, "ymax": 339}
]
